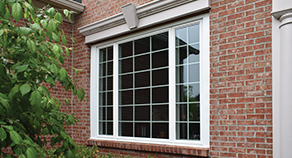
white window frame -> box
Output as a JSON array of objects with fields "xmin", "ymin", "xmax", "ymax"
[{"xmin": 90, "ymin": 13, "xmax": 210, "ymax": 147}]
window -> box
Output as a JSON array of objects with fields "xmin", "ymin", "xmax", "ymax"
[{"xmin": 92, "ymin": 15, "xmax": 209, "ymax": 147}]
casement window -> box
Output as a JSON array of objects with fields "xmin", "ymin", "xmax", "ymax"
[{"xmin": 92, "ymin": 15, "xmax": 209, "ymax": 147}]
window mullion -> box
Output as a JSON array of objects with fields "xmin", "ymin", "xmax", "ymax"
[
  {"xmin": 113, "ymin": 43, "xmax": 119, "ymax": 138},
  {"xmin": 169, "ymin": 28, "xmax": 176, "ymax": 143}
]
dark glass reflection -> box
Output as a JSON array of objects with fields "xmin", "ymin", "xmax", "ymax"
[
  {"xmin": 120, "ymin": 58, "xmax": 133, "ymax": 73},
  {"xmin": 135, "ymin": 88, "xmax": 150, "ymax": 104},
  {"xmin": 152, "ymin": 87, "xmax": 168, "ymax": 103},
  {"xmin": 152, "ymin": 50, "xmax": 168, "ymax": 68},
  {"xmin": 152, "ymin": 123, "xmax": 168, "ymax": 139},
  {"xmin": 152, "ymin": 32, "xmax": 168, "ymax": 51},
  {"xmin": 135, "ymin": 106, "xmax": 150, "ymax": 121},
  {"xmin": 119, "ymin": 90, "xmax": 133, "ymax": 105},
  {"xmin": 134, "ymin": 37, "xmax": 150, "ymax": 55},
  {"xmin": 135, "ymin": 123, "xmax": 150, "ymax": 138},
  {"xmin": 119, "ymin": 42, "xmax": 133, "ymax": 58},
  {"xmin": 119, "ymin": 106, "xmax": 133, "ymax": 120},
  {"xmin": 135, "ymin": 54, "xmax": 150, "ymax": 71},
  {"xmin": 152, "ymin": 69, "xmax": 168, "ymax": 86},
  {"xmin": 152, "ymin": 105, "xmax": 168, "ymax": 121},
  {"xmin": 120, "ymin": 123, "xmax": 133, "ymax": 136}
]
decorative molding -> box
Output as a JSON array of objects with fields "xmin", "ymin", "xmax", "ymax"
[
  {"xmin": 37, "ymin": 0, "xmax": 85, "ymax": 13},
  {"xmin": 279, "ymin": 13, "xmax": 292, "ymax": 28},
  {"xmin": 78, "ymin": 0, "xmax": 210, "ymax": 43}
]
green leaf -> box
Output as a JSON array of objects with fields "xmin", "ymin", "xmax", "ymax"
[
  {"xmin": 65, "ymin": 47, "xmax": 70, "ymax": 57},
  {"xmin": 29, "ymin": 90, "xmax": 42, "ymax": 106},
  {"xmin": 46, "ymin": 7, "xmax": 55, "ymax": 18},
  {"xmin": 26, "ymin": 148, "xmax": 37, "ymax": 158},
  {"xmin": 50, "ymin": 64, "xmax": 59, "ymax": 74},
  {"xmin": 47, "ymin": 20, "xmax": 56, "ymax": 32},
  {"xmin": 18, "ymin": 154, "xmax": 26, "ymax": 158},
  {"xmin": 10, "ymin": 84, "xmax": 20, "ymax": 97},
  {"xmin": 4, "ymin": 7, "xmax": 10, "ymax": 20},
  {"xmin": 0, "ymin": 1, "xmax": 5, "ymax": 15},
  {"xmin": 59, "ymin": 68, "xmax": 67, "ymax": 82},
  {"xmin": 0, "ymin": 63, "xmax": 6, "ymax": 77},
  {"xmin": 24, "ymin": 1, "xmax": 34, "ymax": 12},
  {"xmin": 42, "ymin": 127, "xmax": 49, "ymax": 135},
  {"xmin": 27, "ymin": 39, "xmax": 36, "ymax": 54},
  {"xmin": 3, "ymin": 125, "xmax": 13, "ymax": 131},
  {"xmin": 16, "ymin": 64, "xmax": 28, "ymax": 73},
  {"xmin": 20, "ymin": 83, "xmax": 31, "ymax": 96},
  {"xmin": 31, "ymin": 23, "xmax": 41, "ymax": 30},
  {"xmin": 60, "ymin": 131, "xmax": 68, "ymax": 139},
  {"xmin": 61, "ymin": 30, "xmax": 67, "ymax": 46},
  {"xmin": 77, "ymin": 90, "xmax": 82, "ymax": 101},
  {"xmin": 52, "ymin": 32, "xmax": 60, "ymax": 43},
  {"xmin": 19, "ymin": 27, "xmax": 32, "ymax": 36},
  {"xmin": 38, "ymin": 86, "xmax": 50, "ymax": 97},
  {"xmin": 65, "ymin": 150, "xmax": 74, "ymax": 158},
  {"xmin": 0, "ymin": 128, "xmax": 7, "ymax": 141},
  {"xmin": 63, "ymin": 9, "xmax": 69, "ymax": 17},
  {"xmin": 51, "ymin": 44, "xmax": 59, "ymax": 56},
  {"xmin": 9, "ymin": 130, "xmax": 22, "ymax": 145},
  {"xmin": 12, "ymin": 3, "xmax": 22, "ymax": 21},
  {"xmin": 40, "ymin": 19, "xmax": 47, "ymax": 29},
  {"xmin": 54, "ymin": 12, "xmax": 62, "ymax": 22}
]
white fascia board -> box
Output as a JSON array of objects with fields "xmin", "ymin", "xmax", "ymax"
[
  {"xmin": 37, "ymin": 0, "xmax": 85, "ymax": 12},
  {"xmin": 79, "ymin": 0, "xmax": 210, "ymax": 44}
]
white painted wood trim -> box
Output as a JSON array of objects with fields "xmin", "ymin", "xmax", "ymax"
[
  {"xmin": 90, "ymin": 45, "xmax": 98, "ymax": 139},
  {"xmin": 37, "ymin": 0, "xmax": 85, "ymax": 12},
  {"xmin": 78, "ymin": 0, "xmax": 210, "ymax": 44}
]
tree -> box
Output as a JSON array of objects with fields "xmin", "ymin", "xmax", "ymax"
[{"xmin": 0, "ymin": 0, "xmax": 85, "ymax": 157}]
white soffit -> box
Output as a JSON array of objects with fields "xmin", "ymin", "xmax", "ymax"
[
  {"xmin": 78, "ymin": 0, "xmax": 210, "ymax": 44},
  {"xmin": 37, "ymin": 0, "xmax": 85, "ymax": 13}
]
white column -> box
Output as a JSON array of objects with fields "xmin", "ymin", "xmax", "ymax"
[{"xmin": 279, "ymin": 13, "xmax": 292, "ymax": 157}]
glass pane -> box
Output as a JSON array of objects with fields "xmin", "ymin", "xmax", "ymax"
[
  {"xmin": 107, "ymin": 92, "xmax": 113, "ymax": 105},
  {"xmin": 189, "ymin": 64, "xmax": 200, "ymax": 82},
  {"xmin": 107, "ymin": 122, "xmax": 113, "ymax": 135},
  {"xmin": 119, "ymin": 41, "xmax": 133, "ymax": 58},
  {"xmin": 152, "ymin": 105, "xmax": 168, "ymax": 121},
  {"xmin": 152, "ymin": 32, "xmax": 168, "ymax": 51},
  {"xmin": 135, "ymin": 106, "xmax": 150, "ymax": 121},
  {"xmin": 99, "ymin": 107, "xmax": 106, "ymax": 120},
  {"xmin": 152, "ymin": 123, "xmax": 168, "ymax": 139},
  {"xmin": 135, "ymin": 71, "xmax": 150, "ymax": 88},
  {"xmin": 99, "ymin": 93, "xmax": 106, "ymax": 105},
  {"xmin": 119, "ymin": 106, "xmax": 133, "ymax": 120},
  {"xmin": 176, "ymin": 85, "xmax": 187, "ymax": 102},
  {"xmin": 176, "ymin": 27, "xmax": 187, "ymax": 46},
  {"xmin": 189, "ymin": 123, "xmax": 200, "ymax": 140},
  {"xmin": 176, "ymin": 47, "xmax": 187, "ymax": 65},
  {"xmin": 152, "ymin": 86, "xmax": 168, "ymax": 103},
  {"xmin": 99, "ymin": 122, "xmax": 106, "ymax": 135},
  {"xmin": 189, "ymin": 44, "xmax": 200, "ymax": 63},
  {"xmin": 189, "ymin": 24, "xmax": 200, "ymax": 44},
  {"xmin": 107, "ymin": 107, "xmax": 113, "ymax": 120},
  {"xmin": 120, "ymin": 74, "xmax": 133, "ymax": 89},
  {"xmin": 176, "ymin": 123, "xmax": 187, "ymax": 139},
  {"xmin": 107, "ymin": 77, "xmax": 113, "ymax": 90},
  {"xmin": 99, "ymin": 78, "xmax": 106, "ymax": 91},
  {"xmin": 99, "ymin": 48, "xmax": 107, "ymax": 62},
  {"xmin": 135, "ymin": 88, "xmax": 150, "ymax": 104},
  {"xmin": 99, "ymin": 63, "xmax": 106, "ymax": 76},
  {"xmin": 108, "ymin": 47, "xmax": 113, "ymax": 60},
  {"xmin": 107, "ymin": 62, "xmax": 113, "ymax": 75},
  {"xmin": 152, "ymin": 69, "xmax": 168, "ymax": 86},
  {"xmin": 120, "ymin": 58, "xmax": 133, "ymax": 73},
  {"xmin": 176, "ymin": 104, "xmax": 187, "ymax": 121},
  {"xmin": 120, "ymin": 123, "xmax": 133, "ymax": 136},
  {"xmin": 135, "ymin": 123, "xmax": 150, "ymax": 138},
  {"xmin": 188, "ymin": 84, "xmax": 200, "ymax": 102},
  {"xmin": 134, "ymin": 37, "xmax": 150, "ymax": 55},
  {"xmin": 176, "ymin": 65, "xmax": 187, "ymax": 83},
  {"xmin": 119, "ymin": 90, "xmax": 133, "ymax": 105},
  {"xmin": 189, "ymin": 103, "xmax": 200, "ymax": 121},
  {"xmin": 135, "ymin": 54, "xmax": 150, "ymax": 71},
  {"xmin": 152, "ymin": 50, "xmax": 168, "ymax": 68}
]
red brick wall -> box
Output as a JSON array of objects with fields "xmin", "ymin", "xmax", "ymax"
[
  {"xmin": 209, "ymin": 0, "xmax": 272, "ymax": 157},
  {"xmin": 64, "ymin": 0, "xmax": 274, "ymax": 157}
]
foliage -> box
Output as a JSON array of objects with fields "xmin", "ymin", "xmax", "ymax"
[
  {"xmin": 0, "ymin": 0, "xmax": 85, "ymax": 157},
  {"xmin": 42, "ymin": 145, "xmax": 99, "ymax": 158}
]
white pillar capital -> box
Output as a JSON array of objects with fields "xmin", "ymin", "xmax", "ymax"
[{"xmin": 280, "ymin": 12, "xmax": 292, "ymax": 28}]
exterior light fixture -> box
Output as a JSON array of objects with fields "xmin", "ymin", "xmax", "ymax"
[{"xmin": 121, "ymin": 3, "xmax": 139, "ymax": 30}]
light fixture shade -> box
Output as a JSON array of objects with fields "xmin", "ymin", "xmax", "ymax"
[{"xmin": 121, "ymin": 3, "xmax": 139, "ymax": 29}]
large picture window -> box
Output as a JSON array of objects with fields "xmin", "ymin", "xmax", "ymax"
[{"xmin": 93, "ymin": 16, "xmax": 209, "ymax": 147}]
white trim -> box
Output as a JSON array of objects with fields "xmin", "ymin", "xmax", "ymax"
[
  {"xmin": 78, "ymin": 0, "xmax": 210, "ymax": 44},
  {"xmin": 90, "ymin": 45, "xmax": 98, "ymax": 139},
  {"xmin": 37, "ymin": 0, "xmax": 85, "ymax": 12},
  {"xmin": 90, "ymin": 14, "xmax": 209, "ymax": 148}
]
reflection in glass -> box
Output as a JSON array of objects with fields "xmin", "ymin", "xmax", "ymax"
[
  {"xmin": 135, "ymin": 72, "xmax": 150, "ymax": 88},
  {"xmin": 135, "ymin": 89, "xmax": 150, "ymax": 104},
  {"xmin": 135, "ymin": 37, "xmax": 150, "ymax": 55},
  {"xmin": 188, "ymin": 44, "xmax": 200, "ymax": 63},
  {"xmin": 176, "ymin": 104, "xmax": 187, "ymax": 121},
  {"xmin": 153, "ymin": 123, "xmax": 168, "ymax": 139},
  {"xmin": 189, "ymin": 103, "xmax": 200, "ymax": 121},
  {"xmin": 176, "ymin": 27, "xmax": 187, "ymax": 46},
  {"xmin": 189, "ymin": 64, "xmax": 200, "ymax": 82},
  {"xmin": 152, "ymin": 69, "xmax": 168, "ymax": 86},
  {"xmin": 135, "ymin": 123, "xmax": 150, "ymax": 138},
  {"xmin": 188, "ymin": 84, "xmax": 200, "ymax": 102},
  {"xmin": 152, "ymin": 105, "xmax": 168, "ymax": 121},
  {"xmin": 152, "ymin": 32, "xmax": 168, "ymax": 51},
  {"xmin": 152, "ymin": 87, "xmax": 168, "ymax": 103},
  {"xmin": 120, "ymin": 74, "xmax": 133, "ymax": 89},
  {"xmin": 135, "ymin": 106, "xmax": 150, "ymax": 121},
  {"xmin": 119, "ymin": 41, "xmax": 133, "ymax": 58},
  {"xmin": 120, "ymin": 58, "xmax": 133, "ymax": 73},
  {"xmin": 189, "ymin": 24, "xmax": 200, "ymax": 44},
  {"xmin": 176, "ymin": 47, "xmax": 187, "ymax": 65},
  {"xmin": 176, "ymin": 123, "xmax": 187, "ymax": 139},
  {"xmin": 152, "ymin": 50, "xmax": 168, "ymax": 68},
  {"xmin": 120, "ymin": 123, "xmax": 133, "ymax": 136},
  {"xmin": 119, "ymin": 90, "xmax": 133, "ymax": 105},
  {"xmin": 189, "ymin": 123, "xmax": 200, "ymax": 140},
  {"xmin": 119, "ymin": 106, "xmax": 133, "ymax": 120},
  {"xmin": 135, "ymin": 54, "xmax": 150, "ymax": 71}
]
